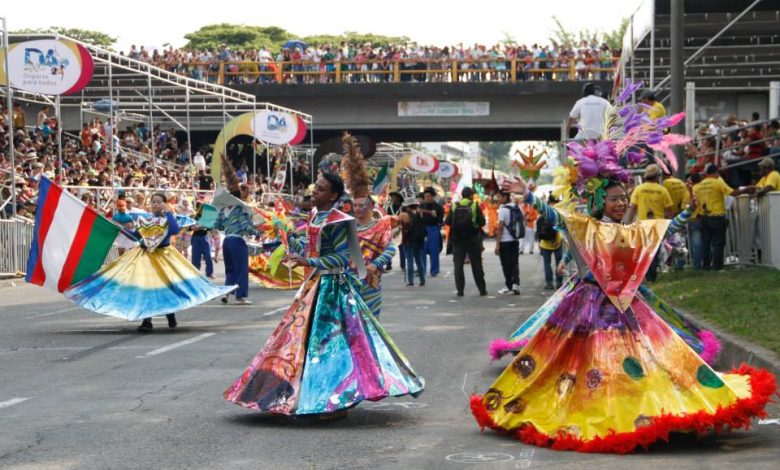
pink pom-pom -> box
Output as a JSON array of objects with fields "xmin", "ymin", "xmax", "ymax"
[{"xmin": 488, "ymin": 338, "xmax": 529, "ymax": 360}]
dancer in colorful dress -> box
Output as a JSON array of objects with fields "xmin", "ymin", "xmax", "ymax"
[
  {"xmin": 341, "ymin": 133, "xmax": 397, "ymax": 317},
  {"xmin": 224, "ymin": 173, "xmax": 424, "ymax": 416},
  {"xmin": 471, "ymin": 83, "xmax": 775, "ymax": 453},
  {"xmin": 65, "ymin": 192, "xmax": 236, "ymax": 331}
]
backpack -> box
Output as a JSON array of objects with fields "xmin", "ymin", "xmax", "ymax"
[
  {"xmin": 536, "ymin": 215, "xmax": 558, "ymax": 242},
  {"xmin": 407, "ymin": 213, "xmax": 427, "ymax": 244},
  {"xmin": 504, "ymin": 204, "xmax": 525, "ymax": 240},
  {"xmin": 452, "ymin": 202, "xmax": 479, "ymax": 240}
]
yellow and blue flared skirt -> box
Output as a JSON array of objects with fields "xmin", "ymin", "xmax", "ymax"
[{"xmin": 65, "ymin": 246, "xmax": 237, "ymax": 320}]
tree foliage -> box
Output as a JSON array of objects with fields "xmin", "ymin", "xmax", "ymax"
[
  {"xmin": 11, "ymin": 27, "xmax": 117, "ymax": 48},
  {"xmin": 479, "ymin": 141, "xmax": 513, "ymax": 172},
  {"xmin": 183, "ymin": 24, "xmax": 294, "ymax": 51},
  {"xmin": 548, "ymin": 15, "xmax": 628, "ymax": 50},
  {"xmin": 303, "ymin": 31, "xmax": 409, "ymax": 49},
  {"xmin": 183, "ymin": 24, "xmax": 409, "ymax": 51}
]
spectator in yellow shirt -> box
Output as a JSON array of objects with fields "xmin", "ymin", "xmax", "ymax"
[
  {"xmin": 628, "ymin": 164, "xmax": 674, "ymax": 221},
  {"xmin": 692, "ymin": 164, "xmax": 747, "ymax": 270},
  {"xmin": 662, "ymin": 170, "xmax": 691, "ymax": 216},
  {"xmin": 744, "ymin": 157, "xmax": 779, "ymax": 197},
  {"xmin": 639, "ymin": 90, "xmax": 667, "ymax": 120}
]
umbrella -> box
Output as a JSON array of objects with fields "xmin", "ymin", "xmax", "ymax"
[{"xmin": 283, "ymin": 39, "xmax": 307, "ymax": 51}]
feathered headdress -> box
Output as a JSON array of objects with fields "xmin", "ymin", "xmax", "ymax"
[
  {"xmin": 340, "ymin": 132, "xmax": 371, "ymax": 199},
  {"xmin": 554, "ymin": 81, "xmax": 690, "ymax": 213},
  {"xmin": 221, "ymin": 153, "xmax": 241, "ymax": 196}
]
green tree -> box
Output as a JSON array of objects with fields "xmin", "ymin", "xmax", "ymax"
[
  {"xmin": 183, "ymin": 24, "xmax": 294, "ymax": 51},
  {"xmin": 479, "ymin": 141, "xmax": 513, "ymax": 172},
  {"xmin": 548, "ymin": 15, "xmax": 628, "ymax": 49},
  {"xmin": 12, "ymin": 27, "xmax": 116, "ymax": 48},
  {"xmin": 303, "ymin": 32, "xmax": 409, "ymax": 49}
]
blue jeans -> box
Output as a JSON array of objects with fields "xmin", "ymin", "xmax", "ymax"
[
  {"xmin": 541, "ymin": 247, "xmax": 563, "ymax": 286},
  {"xmin": 191, "ymin": 234, "xmax": 213, "ymax": 277},
  {"xmin": 404, "ymin": 244, "xmax": 425, "ymax": 285},
  {"xmin": 223, "ymin": 236, "xmax": 249, "ymax": 298},
  {"xmin": 423, "ymin": 225, "xmax": 441, "ymax": 276},
  {"xmin": 688, "ymin": 220, "xmax": 703, "ymax": 270}
]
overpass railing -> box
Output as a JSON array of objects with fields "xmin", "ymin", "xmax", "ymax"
[{"xmin": 155, "ymin": 57, "xmax": 618, "ymax": 86}]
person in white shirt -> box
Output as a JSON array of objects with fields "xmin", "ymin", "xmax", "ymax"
[
  {"xmin": 494, "ymin": 191, "xmax": 522, "ymax": 295},
  {"xmin": 566, "ymin": 83, "xmax": 611, "ymax": 140}
]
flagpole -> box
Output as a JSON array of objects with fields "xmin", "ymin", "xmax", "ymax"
[{"xmin": 2, "ymin": 17, "xmax": 16, "ymax": 218}]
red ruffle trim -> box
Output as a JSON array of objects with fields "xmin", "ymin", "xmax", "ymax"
[{"xmin": 470, "ymin": 364, "xmax": 777, "ymax": 454}]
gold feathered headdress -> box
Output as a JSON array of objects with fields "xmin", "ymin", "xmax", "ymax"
[
  {"xmin": 340, "ymin": 132, "xmax": 371, "ymax": 199},
  {"xmin": 221, "ymin": 153, "xmax": 241, "ymax": 196}
]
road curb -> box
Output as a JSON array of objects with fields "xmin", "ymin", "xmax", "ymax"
[
  {"xmin": 0, "ymin": 277, "xmax": 25, "ymax": 289},
  {"xmin": 677, "ymin": 307, "xmax": 780, "ymax": 376}
]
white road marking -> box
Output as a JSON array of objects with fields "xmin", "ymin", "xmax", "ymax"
[
  {"xmin": 262, "ymin": 306, "xmax": 289, "ymax": 317},
  {"xmin": 758, "ymin": 418, "xmax": 780, "ymax": 425},
  {"xmin": 136, "ymin": 333, "xmax": 216, "ymax": 359},
  {"xmin": 0, "ymin": 397, "xmax": 32, "ymax": 409},
  {"xmin": 36, "ymin": 306, "xmax": 81, "ymax": 317}
]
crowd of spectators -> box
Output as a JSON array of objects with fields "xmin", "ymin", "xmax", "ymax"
[
  {"xmin": 121, "ymin": 40, "xmax": 620, "ymax": 85},
  {"xmin": 686, "ymin": 112, "xmax": 780, "ymax": 188},
  {"xmin": 0, "ymin": 103, "xmax": 219, "ymax": 220}
]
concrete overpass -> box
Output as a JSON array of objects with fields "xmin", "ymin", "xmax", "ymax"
[{"xmin": 232, "ymin": 81, "xmax": 608, "ymax": 143}]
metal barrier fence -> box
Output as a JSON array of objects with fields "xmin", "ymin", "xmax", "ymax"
[
  {"xmin": 726, "ymin": 193, "xmax": 780, "ymax": 268},
  {"xmin": 0, "ymin": 218, "xmax": 34, "ymax": 276}
]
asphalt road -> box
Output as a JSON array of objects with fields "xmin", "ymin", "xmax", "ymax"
[{"xmin": 1, "ymin": 242, "xmax": 778, "ymax": 469}]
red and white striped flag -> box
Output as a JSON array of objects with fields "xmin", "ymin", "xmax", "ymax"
[{"xmin": 26, "ymin": 177, "xmax": 120, "ymax": 292}]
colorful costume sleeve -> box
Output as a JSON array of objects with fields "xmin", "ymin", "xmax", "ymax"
[
  {"xmin": 667, "ymin": 206, "xmax": 692, "ymax": 235},
  {"xmin": 370, "ymin": 242, "xmax": 397, "ymax": 269},
  {"xmin": 165, "ymin": 211, "xmax": 180, "ymax": 237},
  {"xmin": 288, "ymin": 233, "xmax": 307, "ymax": 255},
  {"xmin": 214, "ymin": 206, "xmax": 260, "ymax": 237},
  {"xmin": 524, "ymin": 192, "xmax": 563, "ymax": 229},
  {"xmin": 306, "ymin": 222, "xmax": 350, "ymax": 270}
]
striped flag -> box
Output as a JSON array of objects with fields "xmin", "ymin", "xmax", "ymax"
[
  {"xmin": 26, "ymin": 177, "xmax": 120, "ymax": 292},
  {"xmin": 372, "ymin": 163, "xmax": 389, "ymax": 195}
]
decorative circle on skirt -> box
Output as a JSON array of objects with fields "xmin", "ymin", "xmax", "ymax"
[
  {"xmin": 513, "ymin": 355, "xmax": 536, "ymax": 378},
  {"xmin": 483, "ymin": 388, "xmax": 503, "ymax": 411}
]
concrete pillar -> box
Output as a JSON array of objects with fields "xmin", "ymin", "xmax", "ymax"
[
  {"xmin": 670, "ymin": 0, "xmax": 685, "ymax": 176},
  {"xmin": 685, "ymin": 82, "xmax": 696, "ymax": 137},
  {"xmin": 770, "ymin": 81, "xmax": 780, "ymax": 119}
]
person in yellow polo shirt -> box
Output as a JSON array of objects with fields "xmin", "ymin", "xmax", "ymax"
[
  {"xmin": 639, "ymin": 90, "xmax": 667, "ymax": 120},
  {"xmin": 745, "ymin": 157, "xmax": 780, "ymax": 197},
  {"xmin": 662, "ymin": 169, "xmax": 691, "ymax": 215},
  {"xmin": 692, "ymin": 164, "xmax": 747, "ymax": 270},
  {"xmin": 628, "ymin": 164, "xmax": 674, "ymax": 281},
  {"xmin": 628, "ymin": 164, "xmax": 674, "ymax": 221}
]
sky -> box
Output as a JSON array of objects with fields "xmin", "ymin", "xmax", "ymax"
[{"xmin": 3, "ymin": 0, "xmax": 643, "ymax": 53}]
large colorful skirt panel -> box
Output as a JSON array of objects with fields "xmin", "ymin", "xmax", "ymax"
[
  {"xmin": 489, "ymin": 279, "xmax": 721, "ymax": 364},
  {"xmin": 65, "ymin": 246, "xmax": 237, "ymax": 320},
  {"xmin": 224, "ymin": 272, "xmax": 424, "ymax": 415},
  {"xmin": 248, "ymin": 254, "xmax": 306, "ymax": 290},
  {"xmin": 472, "ymin": 280, "xmax": 776, "ymax": 453}
]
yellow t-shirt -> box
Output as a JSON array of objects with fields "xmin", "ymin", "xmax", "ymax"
[
  {"xmin": 663, "ymin": 177, "xmax": 690, "ymax": 212},
  {"xmin": 539, "ymin": 231, "xmax": 563, "ymax": 251},
  {"xmin": 647, "ymin": 102, "xmax": 667, "ymax": 120},
  {"xmin": 756, "ymin": 170, "xmax": 780, "ymax": 191},
  {"xmin": 630, "ymin": 182, "xmax": 673, "ymax": 220},
  {"xmin": 693, "ymin": 177, "xmax": 733, "ymax": 216}
]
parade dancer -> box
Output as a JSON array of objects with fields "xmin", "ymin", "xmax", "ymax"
[
  {"xmin": 341, "ymin": 134, "xmax": 397, "ymax": 317},
  {"xmin": 65, "ymin": 192, "xmax": 236, "ymax": 331},
  {"xmin": 214, "ymin": 157, "xmax": 260, "ymax": 305},
  {"xmin": 224, "ymin": 173, "xmax": 424, "ymax": 417},
  {"xmin": 471, "ymin": 84, "xmax": 775, "ymax": 453}
]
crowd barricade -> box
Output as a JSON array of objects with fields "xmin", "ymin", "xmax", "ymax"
[
  {"xmin": 726, "ymin": 192, "xmax": 780, "ymax": 269},
  {"xmin": 0, "ymin": 218, "xmax": 35, "ymax": 276}
]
